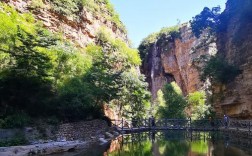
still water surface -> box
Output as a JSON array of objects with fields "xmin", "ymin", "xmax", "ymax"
[{"xmin": 52, "ymin": 131, "xmax": 252, "ymax": 156}]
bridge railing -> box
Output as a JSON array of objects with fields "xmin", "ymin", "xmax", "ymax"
[
  {"xmin": 226, "ymin": 119, "xmax": 252, "ymax": 131},
  {"xmin": 111, "ymin": 119, "xmax": 151, "ymax": 130},
  {"xmin": 155, "ymin": 119, "xmax": 189, "ymax": 129},
  {"xmin": 111, "ymin": 118, "xmax": 252, "ymax": 132}
]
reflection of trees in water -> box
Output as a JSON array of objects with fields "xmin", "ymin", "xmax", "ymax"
[
  {"xmin": 106, "ymin": 131, "xmax": 252, "ymax": 156},
  {"xmin": 107, "ymin": 131, "xmax": 209, "ymax": 156},
  {"xmin": 157, "ymin": 140, "xmax": 190, "ymax": 156},
  {"xmin": 107, "ymin": 139, "xmax": 152, "ymax": 156}
]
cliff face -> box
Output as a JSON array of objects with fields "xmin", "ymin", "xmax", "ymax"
[
  {"xmin": 142, "ymin": 24, "xmax": 216, "ymax": 100},
  {"xmin": 142, "ymin": 0, "xmax": 252, "ymax": 119},
  {"xmin": 5, "ymin": 0, "xmax": 128, "ymax": 47},
  {"xmin": 213, "ymin": 0, "xmax": 252, "ymax": 118}
]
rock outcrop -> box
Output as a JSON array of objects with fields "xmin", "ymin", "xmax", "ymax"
[
  {"xmin": 213, "ymin": 0, "xmax": 252, "ymax": 118},
  {"xmin": 141, "ymin": 23, "xmax": 217, "ymax": 100},
  {"xmin": 141, "ymin": 0, "xmax": 252, "ymax": 119},
  {"xmin": 5, "ymin": 0, "xmax": 128, "ymax": 47}
]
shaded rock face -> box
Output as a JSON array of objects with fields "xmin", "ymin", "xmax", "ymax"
[
  {"xmin": 142, "ymin": 24, "xmax": 217, "ymax": 101},
  {"xmin": 213, "ymin": 0, "xmax": 252, "ymax": 118},
  {"xmin": 5, "ymin": 0, "xmax": 128, "ymax": 47}
]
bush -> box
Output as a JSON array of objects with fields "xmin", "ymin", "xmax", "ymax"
[
  {"xmin": 30, "ymin": 0, "xmax": 45, "ymax": 9},
  {"xmin": 49, "ymin": 0, "xmax": 80, "ymax": 17},
  {"xmin": 0, "ymin": 133, "xmax": 28, "ymax": 147},
  {"xmin": 201, "ymin": 56, "xmax": 241, "ymax": 84},
  {"xmin": 81, "ymin": 0, "xmax": 126, "ymax": 32},
  {"xmin": 0, "ymin": 113, "xmax": 30, "ymax": 128}
]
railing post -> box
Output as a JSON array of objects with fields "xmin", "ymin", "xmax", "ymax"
[
  {"xmin": 165, "ymin": 118, "xmax": 168, "ymax": 129},
  {"xmin": 122, "ymin": 118, "xmax": 123, "ymax": 131},
  {"xmin": 189, "ymin": 117, "xmax": 191, "ymax": 130},
  {"xmin": 249, "ymin": 121, "xmax": 251, "ymax": 133}
]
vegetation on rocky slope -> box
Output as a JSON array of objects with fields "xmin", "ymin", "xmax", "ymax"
[
  {"xmin": 138, "ymin": 25, "xmax": 180, "ymax": 63},
  {"xmin": 190, "ymin": 6, "xmax": 241, "ymax": 84},
  {"xmin": 30, "ymin": 0, "xmax": 126, "ymax": 32},
  {"xmin": 200, "ymin": 56, "xmax": 241, "ymax": 84},
  {"xmin": 0, "ymin": 2, "xmax": 149, "ymax": 128}
]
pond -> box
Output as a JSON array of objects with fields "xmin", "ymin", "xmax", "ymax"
[{"xmin": 51, "ymin": 130, "xmax": 252, "ymax": 156}]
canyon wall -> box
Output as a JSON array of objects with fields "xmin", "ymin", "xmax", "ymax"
[
  {"xmin": 141, "ymin": 23, "xmax": 216, "ymax": 100},
  {"xmin": 4, "ymin": 0, "xmax": 128, "ymax": 47},
  {"xmin": 142, "ymin": 0, "xmax": 252, "ymax": 119},
  {"xmin": 213, "ymin": 0, "xmax": 252, "ymax": 118}
]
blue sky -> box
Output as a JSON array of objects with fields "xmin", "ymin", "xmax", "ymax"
[{"xmin": 110, "ymin": 0, "xmax": 227, "ymax": 47}]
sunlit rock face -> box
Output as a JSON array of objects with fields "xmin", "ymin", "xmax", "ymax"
[
  {"xmin": 213, "ymin": 0, "xmax": 252, "ymax": 118},
  {"xmin": 142, "ymin": 23, "xmax": 217, "ymax": 101},
  {"xmin": 5, "ymin": 0, "xmax": 128, "ymax": 47}
]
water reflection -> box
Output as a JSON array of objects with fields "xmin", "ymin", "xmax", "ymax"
[
  {"xmin": 105, "ymin": 131, "xmax": 252, "ymax": 156},
  {"xmin": 51, "ymin": 131, "xmax": 252, "ymax": 156}
]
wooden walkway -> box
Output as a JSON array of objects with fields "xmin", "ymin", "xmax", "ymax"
[{"xmin": 112, "ymin": 118, "xmax": 252, "ymax": 135}]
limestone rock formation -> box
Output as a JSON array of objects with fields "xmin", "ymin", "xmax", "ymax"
[
  {"xmin": 141, "ymin": 23, "xmax": 217, "ymax": 100},
  {"xmin": 141, "ymin": 0, "xmax": 252, "ymax": 119},
  {"xmin": 213, "ymin": 0, "xmax": 252, "ymax": 118}
]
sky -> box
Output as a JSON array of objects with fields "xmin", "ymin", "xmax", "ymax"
[{"xmin": 110, "ymin": 0, "xmax": 227, "ymax": 47}]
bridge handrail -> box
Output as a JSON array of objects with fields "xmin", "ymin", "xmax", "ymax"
[{"xmin": 111, "ymin": 118, "xmax": 252, "ymax": 132}]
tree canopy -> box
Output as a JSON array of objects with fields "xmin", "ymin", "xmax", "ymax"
[{"xmin": 0, "ymin": 3, "xmax": 150, "ymax": 128}]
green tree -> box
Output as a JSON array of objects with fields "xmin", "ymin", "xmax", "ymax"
[
  {"xmin": 201, "ymin": 56, "xmax": 241, "ymax": 84},
  {"xmin": 116, "ymin": 70, "xmax": 151, "ymax": 119},
  {"xmin": 190, "ymin": 6, "xmax": 221, "ymax": 38},
  {"xmin": 158, "ymin": 82, "xmax": 187, "ymax": 118},
  {"xmin": 187, "ymin": 91, "xmax": 210, "ymax": 120},
  {"xmin": 0, "ymin": 27, "xmax": 57, "ymax": 117}
]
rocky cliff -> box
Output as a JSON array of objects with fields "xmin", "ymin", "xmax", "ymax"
[
  {"xmin": 4, "ymin": 0, "xmax": 128, "ymax": 47},
  {"xmin": 213, "ymin": 0, "xmax": 252, "ymax": 118},
  {"xmin": 141, "ymin": 0, "xmax": 252, "ymax": 119},
  {"xmin": 141, "ymin": 24, "xmax": 217, "ymax": 100}
]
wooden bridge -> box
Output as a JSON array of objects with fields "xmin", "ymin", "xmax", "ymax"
[{"xmin": 111, "ymin": 118, "xmax": 252, "ymax": 135}]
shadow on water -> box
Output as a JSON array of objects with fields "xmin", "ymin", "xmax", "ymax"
[{"xmin": 50, "ymin": 130, "xmax": 252, "ymax": 156}]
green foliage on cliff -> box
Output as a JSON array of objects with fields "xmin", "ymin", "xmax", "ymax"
[
  {"xmin": 157, "ymin": 82, "xmax": 187, "ymax": 119},
  {"xmin": 190, "ymin": 6, "xmax": 221, "ymax": 38},
  {"xmin": 201, "ymin": 56, "xmax": 241, "ymax": 84},
  {"xmin": 49, "ymin": 0, "xmax": 80, "ymax": 16},
  {"xmin": 47, "ymin": 0, "xmax": 126, "ymax": 32},
  {"xmin": 138, "ymin": 25, "xmax": 180, "ymax": 63},
  {"xmin": 0, "ymin": 3, "xmax": 149, "ymax": 126}
]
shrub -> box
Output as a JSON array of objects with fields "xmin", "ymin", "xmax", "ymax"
[
  {"xmin": 201, "ymin": 56, "xmax": 241, "ymax": 84},
  {"xmin": 81, "ymin": 0, "xmax": 126, "ymax": 32},
  {"xmin": 30, "ymin": 0, "xmax": 45, "ymax": 9},
  {"xmin": 0, "ymin": 113, "xmax": 30, "ymax": 128},
  {"xmin": 49, "ymin": 0, "xmax": 80, "ymax": 17},
  {"xmin": 0, "ymin": 132, "xmax": 28, "ymax": 147}
]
